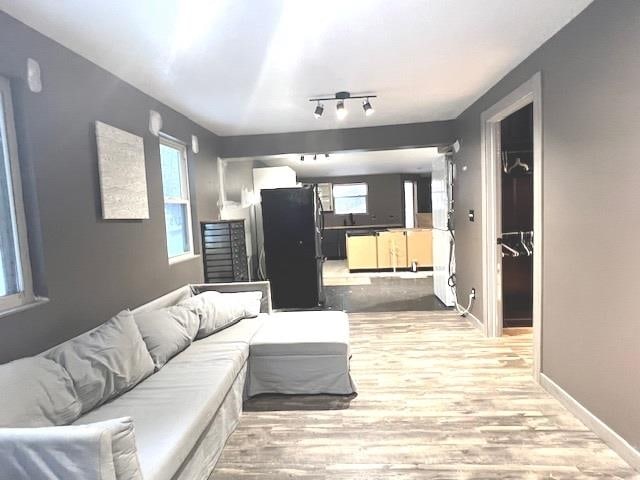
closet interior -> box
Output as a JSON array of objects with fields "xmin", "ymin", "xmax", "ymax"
[{"xmin": 500, "ymin": 103, "xmax": 534, "ymax": 328}]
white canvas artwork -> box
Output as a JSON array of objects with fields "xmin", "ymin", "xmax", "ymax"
[{"xmin": 96, "ymin": 121, "xmax": 149, "ymax": 219}]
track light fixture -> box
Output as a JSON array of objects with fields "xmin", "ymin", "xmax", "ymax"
[
  {"xmin": 362, "ymin": 98, "xmax": 374, "ymax": 116},
  {"xmin": 336, "ymin": 100, "xmax": 347, "ymax": 120},
  {"xmin": 299, "ymin": 153, "xmax": 330, "ymax": 162},
  {"xmin": 309, "ymin": 91, "xmax": 376, "ymax": 120}
]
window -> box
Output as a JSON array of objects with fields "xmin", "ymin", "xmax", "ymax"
[
  {"xmin": 333, "ymin": 183, "xmax": 368, "ymax": 214},
  {"xmin": 159, "ymin": 138, "xmax": 194, "ymax": 262},
  {"xmin": 0, "ymin": 76, "xmax": 34, "ymax": 313}
]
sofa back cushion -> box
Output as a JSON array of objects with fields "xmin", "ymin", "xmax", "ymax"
[
  {"xmin": 134, "ymin": 306, "xmax": 199, "ymax": 370},
  {"xmin": 45, "ymin": 311, "xmax": 155, "ymax": 413},
  {"xmin": 177, "ymin": 291, "xmax": 219, "ymax": 334},
  {"xmin": 179, "ymin": 291, "xmax": 263, "ymax": 339},
  {"xmin": 0, "ymin": 356, "xmax": 81, "ymax": 427},
  {"xmin": 223, "ymin": 291, "xmax": 262, "ymax": 318}
]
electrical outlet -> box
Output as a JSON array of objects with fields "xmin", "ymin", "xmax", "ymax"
[{"xmin": 470, "ymin": 288, "xmax": 476, "ymax": 299}]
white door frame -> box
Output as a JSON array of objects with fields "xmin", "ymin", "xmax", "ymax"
[{"xmin": 480, "ymin": 72, "xmax": 542, "ymax": 382}]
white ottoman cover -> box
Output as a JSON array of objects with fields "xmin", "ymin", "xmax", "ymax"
[{"xmin": 247, "ymin": 311, "xmax": 357, "ymax": 396}]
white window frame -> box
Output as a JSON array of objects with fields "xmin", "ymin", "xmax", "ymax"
[
  {"xmin": 0, "ymin": 76, "xmax": 35, "ymax": 314},
  {"xmin": 333, "ymin": 182, "xmax": 368, "ymax": 215},
  {"xmin": 159, "ymin": 135, "xmax": 195, "ymax": 264}
]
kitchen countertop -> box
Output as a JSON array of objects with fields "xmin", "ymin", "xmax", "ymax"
[{"xmin": 324, "ymin": 224, "xmax": 404, "ymax": 231}]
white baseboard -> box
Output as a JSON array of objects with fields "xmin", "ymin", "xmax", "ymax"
[
  {"xmin": 456, "ymin": 303, "xmax": 483, "ymax": 332},
  {"xmin": 540, "ymin": 373, "xmax": 640, "ymax": 471}
]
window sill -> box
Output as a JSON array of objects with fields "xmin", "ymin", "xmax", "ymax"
[
  {"xmin": 169, "ymin": 253, "xmax": 200, "ymax": 266},
  {"xmin": 0, "ymin": 296, "xmax": 50, "ymax": 320}
]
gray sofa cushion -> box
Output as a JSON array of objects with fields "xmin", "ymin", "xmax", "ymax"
[
  {"xmin": 134, "ymin": 306, "xmax": 199, "ymax": 370},
  {"xmin": 45, "ymin": 311, "xmax": 155, "ymax": 413},
  {"xmin": 178, "ymin": 292, "xmax": 222, "ymax": 337},
  {"xmin": 221, "ymin": 291, "xmax": 262, "ymax": 318},
  {"xmin": 179, "ymin": 291, "xmax": 261, "ymax": 339},
  {"xmin": 0, "ymin": 356, "xmax": 81, "ymax": 427},
  {"xmin": 75, "ymin": 341, "xmax": 248, "ymax": 480}
]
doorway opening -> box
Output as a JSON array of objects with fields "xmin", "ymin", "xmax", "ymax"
[
  {"xmin": 222, "ymin": 148, "xmax": 451, "ymax": 313},
  {"xmin": 403, "ymin": 180, "xmax": 417, "ymax": 228},
  {"xmin": 481, "ymin": 73, "xmax": 542, "ymax": 380}
]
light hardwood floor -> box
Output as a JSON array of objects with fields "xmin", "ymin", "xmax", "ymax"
[{"xmin": 214, "ymin": 311, "xmax": 638, "ymax": 479}]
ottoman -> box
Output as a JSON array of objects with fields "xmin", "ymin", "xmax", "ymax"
[{"xmin": 246, "ymin": 310, "xmax": 357, "ymax": 397}]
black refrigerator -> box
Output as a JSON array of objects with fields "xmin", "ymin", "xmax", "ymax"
[{"xmin": 261, "ymin": 186, "xmax": 325, "ymax": 309}]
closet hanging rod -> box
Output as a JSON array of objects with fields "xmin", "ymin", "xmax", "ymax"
[
  {"xmin": 502, "ymin": 149, "xmax": 533, "ymax": 154},
  {"xmin": 501, "ymin": 230, "xmax": 533, "ymax": 236}
]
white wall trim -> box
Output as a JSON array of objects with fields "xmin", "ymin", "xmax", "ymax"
[
  {"xmin": 480, "ymin": 72, "xmax": 542, "ymax": 382},
  {"xmin": 457, "ymin": 304, "xmax": 483, "ymax": 332},
  {"xmin": 540, "ymin": 373, "xmax": 640, "ymax": 471}
]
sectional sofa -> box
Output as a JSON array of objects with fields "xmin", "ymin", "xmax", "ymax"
[{"xmin": 0, "ymin": 281, "xmax": 356, "ymax": 480}]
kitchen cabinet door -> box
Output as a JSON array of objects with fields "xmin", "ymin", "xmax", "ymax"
[
  {"xmin": 346, "ymin": 235, "xmax": 378, "ymax": 270},
  {"xmin": 377, "ymin": 231, "xmax": 408, "ymax": 268},
  {"xmin": 407, "ymin": 229, "xmax": 433, "ymax": 267}
]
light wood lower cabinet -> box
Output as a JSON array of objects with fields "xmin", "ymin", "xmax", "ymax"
[
  {"xmin": 346, "ymin": 235, "xmax": 378, "ymax": 270},
  {"xmin": 376, "ymin": 231, "xmax": 408, "ymax": 268},
  {"xmin": 345, "ymin": 229, "xmax": 433, "ymax": 271},
  {"xmin": 406, "ymin": 229, "xmax": 433, "ymax": 268}
]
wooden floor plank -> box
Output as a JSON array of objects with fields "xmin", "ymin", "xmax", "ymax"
[{"xmin": 214, "ymin": 311, "xmax": 638, "ymax": 479}]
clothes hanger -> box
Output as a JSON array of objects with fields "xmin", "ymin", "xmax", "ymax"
[
  {"xmin": 507, "ymin": 157, "xmax": 530, "ymax": 174},
  {"xmin": 520, "ymin": 231, "xmax": 532, "ymax": 256},
  {"xmin": 502, "ymin": 152, "xmax": 509, "ymax": 174},
  {"xmin": 501, "ymin": 242, "xmax": 520, "ymax": 257}
]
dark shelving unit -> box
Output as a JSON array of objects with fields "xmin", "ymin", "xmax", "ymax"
[{"xmin": 201, "ymin": 220, "xmax": 248, "ymax": 283}]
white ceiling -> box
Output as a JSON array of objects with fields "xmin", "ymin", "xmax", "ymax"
[
  {"xmin": 232, "ymin": 147, "xmax": 441, "ymax": 177},
  {"xmin": 1, "ymin": 0, "xmax": 592, "ymax": 136}
]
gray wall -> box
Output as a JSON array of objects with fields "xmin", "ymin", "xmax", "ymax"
[
  {"xmin": 0, "ymin": 12, "xmax": 220, "ymax": 363},
  {"xmin": 4, "ymin": 0, "xmax": 639, "ymax": 452},
  {"xmin": 223, "ymin": 159, "xmax": 259, "ymax": 204},
  {"xmin": 220, "ymin": 121, "xmax": 456, "ymax": 158},
  {"xmin": 302, "ymin": 174, "xmax": 404, "ymax": 228},
  {"xmin": 220, "ymin": 159, "xmax": 263, "ymax": 276},
  {"xmin": 453, "ymin": 0, "xmax": 640, "ymax": 448}
]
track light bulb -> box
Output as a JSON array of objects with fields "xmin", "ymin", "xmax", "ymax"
[
  {"xmin": 336, "ymin": 100, "xmax": 347, "ymax": 120},
  {"xmin": 314, "ymin": 102, "xmax": 324, "ymax": 119},
  {"xmin": 363, "ymin": 98, "xmax": 374, "ymax": 116}
]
